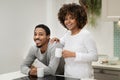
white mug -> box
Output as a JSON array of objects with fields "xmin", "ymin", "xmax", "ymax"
[
  {"xmin": 37, "ymin": 67, "xmax": 44, "ymax": 77},
  {"xmin": 55, "ymin": 48, "xmax": 62, "ymax": 58}
]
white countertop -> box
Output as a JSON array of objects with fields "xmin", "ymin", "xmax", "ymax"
[
  {"xmin": 92, "ymin": 61, "xmax": 120, "ymax": 70},
  {"xmin": 0, "ymin": 71, "xmax": 96, "ymax": 80},
  {"xmin": 0, "ymin": 62, "xmax": 120, "ymax": 80},
  {"xmin": 0, "ymin": 71, "xmax": 26, "ymax": 80}
]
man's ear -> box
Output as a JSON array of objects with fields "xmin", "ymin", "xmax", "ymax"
[{"xmin": 47, "ymin": 35, "xmax": 50, "ymax": 39}]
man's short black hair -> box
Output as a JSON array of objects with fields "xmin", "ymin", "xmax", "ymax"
[{"xmin": 35, "ymin": 24, "xmax": 50, "ymax": 35}]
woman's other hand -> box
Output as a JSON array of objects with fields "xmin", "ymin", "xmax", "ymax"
[
  {"xmin": 62, "ymin": 50, "xmax": 76, "ymax": 58},
  {"xmin": 50, "ymin": 37, "xmax": 60, "ymax": 43}
]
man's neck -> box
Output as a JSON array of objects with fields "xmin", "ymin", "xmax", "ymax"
[{"xmin": 40, "ymin": 41, "xmax": 49, "ymax": 54}]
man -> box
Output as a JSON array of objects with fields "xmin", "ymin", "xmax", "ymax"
[{"xmin": 21, "ymin": 24, "xmax": 64, "ymax": 76}]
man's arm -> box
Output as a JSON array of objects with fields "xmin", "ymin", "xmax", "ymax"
[
  {"xmin": 44, "ymin": 43, "xmax": 62, "ymax": 75},
  {"xmin": 20, "ymin": 46, "xmax": 36, "ymax": 75}
]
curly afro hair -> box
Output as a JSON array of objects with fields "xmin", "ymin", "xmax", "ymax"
[{"xmin": 58, "ymin": 3, "xmax": 87, "ymax": 29}]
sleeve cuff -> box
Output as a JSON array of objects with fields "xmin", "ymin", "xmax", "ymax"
[
  {"xmin": 74, "ymin": 51, "xmax": 82, "ymax": 61},
  {"xmin": 26, "ymin": 68, "xmax": 30, "ymax": 75}
]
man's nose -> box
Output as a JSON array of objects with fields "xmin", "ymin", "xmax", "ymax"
[{"xmin": 35, "ymin": 35, "xmax": 39, "ymax": 38}]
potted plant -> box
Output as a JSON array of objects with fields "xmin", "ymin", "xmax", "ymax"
[{"xmin": 79, "ymin": 0, "xmax": 102, "ymax": 27}]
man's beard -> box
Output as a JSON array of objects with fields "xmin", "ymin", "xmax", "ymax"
[
  {"xmin": 36, "ymin": 45, "xmax": 42, "ymax": 48},
  {"xmin": 35, "ymin": 38, "xmax": 42, "ymax": 48}
]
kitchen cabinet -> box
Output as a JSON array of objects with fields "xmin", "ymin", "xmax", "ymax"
[
  {"xmin": 92, "ymin": 61, "xmax": 120, "ymax": 80},
  {"xmin": 94, "ymin": 67, "xmax": 120, "ymax": 80},
  {"xmin": 102, "ymin": 0, "xmax": 120, "ymax": 21}
]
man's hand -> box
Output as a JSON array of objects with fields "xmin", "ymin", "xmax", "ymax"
[
  {"xmin": 29, "ymin": 66, "xmax": 37, "ymax": 76},
  {"xmin": 62, "ymin": 50, "xmax": 76, "ymax": 58}
]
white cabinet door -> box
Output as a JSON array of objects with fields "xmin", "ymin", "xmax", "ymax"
[{"xmin": 102, "ymin": 0, "xmax": 120, "ymax": 21}]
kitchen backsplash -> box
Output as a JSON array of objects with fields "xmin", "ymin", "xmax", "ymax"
[{"xmin": 114, "ymin": 22, "xmax": 120, "ymax": 59}]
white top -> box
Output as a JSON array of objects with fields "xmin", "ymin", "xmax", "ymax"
[{"xmin": 60, "ymin": 28, "xmax": 98, "ymax": 78}]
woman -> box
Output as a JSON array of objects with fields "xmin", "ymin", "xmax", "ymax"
[{"xmin": 52, "ymin": 3, "xmax": 98, "ymax": 79}]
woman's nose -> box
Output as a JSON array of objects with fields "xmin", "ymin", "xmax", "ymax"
[{"xmin": 66, "ymin": 19, "xmax": 71, "ymax": 23}]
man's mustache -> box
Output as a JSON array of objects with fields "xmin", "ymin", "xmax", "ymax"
[{"xmin": 35, "ymin": 38, "xmax": 40, "ymax": 40}]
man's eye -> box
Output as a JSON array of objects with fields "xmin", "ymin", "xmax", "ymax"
[
  {"xmin": 34, "ymin": 33, "xmax": 37, "ymax": 36},
  {"xmin": 39, "ymin": 34, "xmax": 43, "ymax": 36}
]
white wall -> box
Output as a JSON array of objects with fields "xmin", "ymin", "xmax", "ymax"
[
  {"xmin": 86, "ymin": 20, "xmax": 114, "ymax": 57},
  {"xmin": 46, "ymin": 0, "xmax": 67, "ymax": 38},
  {"xmin": 0, "ymin": 0, "xmax": 47, "ymax": 74}
]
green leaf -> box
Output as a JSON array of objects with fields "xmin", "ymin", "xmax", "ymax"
[{"xmin": 79, "ymin": 0, "xmax": 102, "ymax": 27}]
